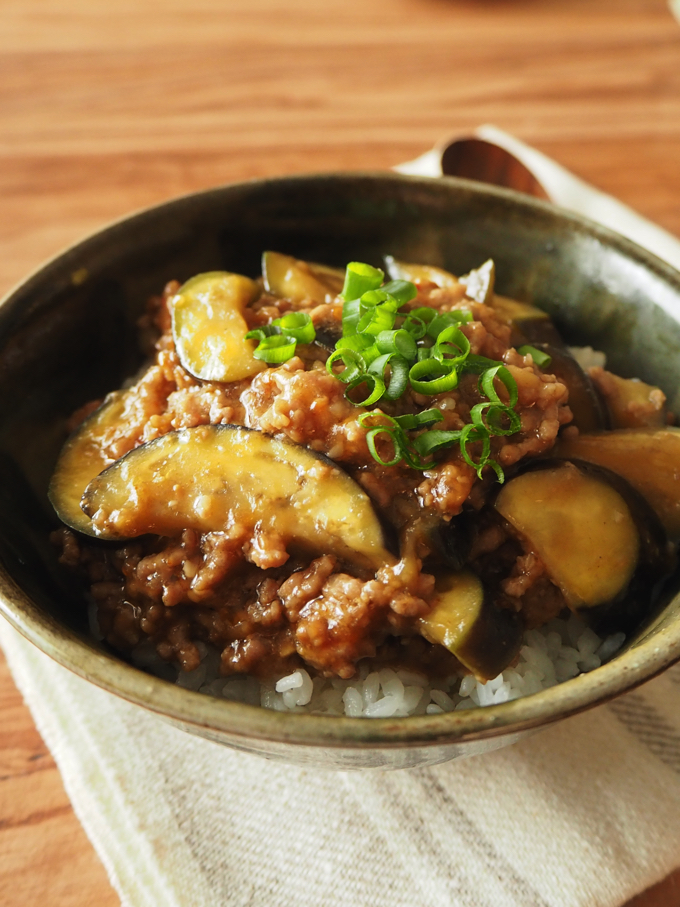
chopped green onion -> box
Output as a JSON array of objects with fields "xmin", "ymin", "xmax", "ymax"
[
  {"xmin": 364, "ymin": 427, "xmax": 403, "ymax": 466},
  {"xmin": 360, "ymin": 289, "xmax": 401, "ymax": 311},
  {"xmin": 368, "ymin": 352, "xmax": 409, "ymax": 400},
  {"xmin": 395, "ymin": 409, "xmax": 445, "ymax": 431},
  {"xmin": 401, "ymin": 312, "xmax": 427, "ymax": 340},
  {"xmin": 345, "ymin": 373, "xmax": 385, "ymax": 407},
  {"xmin": 272, "ymin": 311, "xmax": 316, "ymax": 344},
  {"xmin": 342, "ymin": 297, "xmax": 362, "ymax": 336},
  {"xmin": 326, "ymin": 348, "xmax": 365, "ymax": 383},
  {"xmin": 480, "ymin": 365, "xmax": 519, "ymax": 408},
  {"xmin": 517, "ymin": 344, "xmax": 552, "ymax": 368},
  {"xmin": 358, "ymin": 411, "xmax": 398, "ymax": 430},
  {"xmin": 375, "ymin": 329, "xmax": 417, "ymax": 361},
  {"xmin": 408, "ymin": 359, "xmax": 459, "ymax": 394},
  {"xmin": 412, "ymin": 428, "xmax": 462, "ymax": 457},
  {"xmin": 462, "ymin": 354, "xmax": 502, "ymax": 374},
  {"xmin": 381, "ymin": 279, "xmax": 417, "ymax": 306},
  {"xmin": 341, "ymin": 262, "xmax": 384, "ymax": 301},
  {"xmin": 248, "ymin": 258, "xmax": 521, "ymax": 484},
  {"xmin": 356, "ymin": 304, "xmax": 397, "ymax": 336},
  {"xmin": 459, "ymin": 423, "xmax": 492, "ymax": 478},
  {"xmin": 432, "ymin": 325, "xmax": 470, "ymax": 367},
  {"xmin": 245, "ymin": 324, "xmax": 282, "ymax": 342},
  {"xmin": 470, "ymin": 401, "xmax": 521, "ymax": 437},
  {"xmin": 408, "ymin": 307, "xmax": 437, "ymax": 325},
  {"xmin": 335, "ymin": 333, "xmax": 375, "ymax": 353},
  {"xmin": 384, "ymin": 355, "xmax": 410, "ymax": 400},
  {"xmin": 426, "ymin": 311, "xmax": 472, "ymax": 339},
  {"xmin": 250, "ymin": 334, "xmax": 297, "ymax": 363}
]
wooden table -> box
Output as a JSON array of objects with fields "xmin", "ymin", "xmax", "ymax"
[{"xmin": 1, "ymin": 0, "xmax": 680, "ymax": 903}]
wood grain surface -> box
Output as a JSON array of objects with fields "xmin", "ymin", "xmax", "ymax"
[{"xmin": 1, "ymin": 0, "xmax": 680, "ymax": 903}]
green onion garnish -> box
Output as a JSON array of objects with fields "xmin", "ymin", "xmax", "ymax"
[
  {"xmin": 271, "ymin": 312, "xmax": 315, "ymax": 344},
  {"xmin": 249, "ymin": 334, "xmax": 298, "ymax": 363},
  {"xmin": 356, "ymin": 304, "xmax": 397, "ymax": 336},
  {"xmin": 345, "ymin": 374, "xmax": 385, "ymax": 407},
  {"xmin": 517, "ymin": 344, "xmax": 552, "ymax": 368},
  {"xmin": 375, "ymin": 329, "xmax": 417, "ymax": 360},
  {"xmin": 341, "ymin": 262, "xmax": 384, "ymax": 301},
  {"xmin": 408, "ymin": 359, "xmax": 459, "ymax": 394},
  {"xmin": 394, "ymin": 409, "xmax": 445, "ymax": 431},
  {"xmin": 381, "ymin": 279, "xmax": 418, "ymax": 306},
  {"xmin": 246, "ymin": 313, "xmax": 316, "ymax": 362},
  {"xmin": 326, "ymin": 348, "xmax": 365, "ymax": 383},
  {"xmin": 246, "ymin": 258, "xmax": 522, "ymax": 483}
]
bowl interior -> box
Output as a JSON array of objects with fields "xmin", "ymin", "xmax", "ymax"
[{"xmin": 1, "ymin": 172, "xmax": 679, "ymax": 760}]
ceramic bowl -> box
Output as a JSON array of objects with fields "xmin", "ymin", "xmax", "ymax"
[{"xmin": 1, "ymin": 172, "xmax": 679, "ymax": 770}]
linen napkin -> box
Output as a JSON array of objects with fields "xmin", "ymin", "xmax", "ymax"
[{"xmin": 3, "ymin": 130, "xmax": 680, "ymax": 907}]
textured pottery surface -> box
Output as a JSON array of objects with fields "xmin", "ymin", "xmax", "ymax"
[{"xmin": 1, "ymin": 172, "xmax": 679, "ymax": 769}]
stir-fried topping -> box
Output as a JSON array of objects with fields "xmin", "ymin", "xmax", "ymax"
[{"xmin": 247, "ymin": 259, "xmax": 524, "ymax": 481}]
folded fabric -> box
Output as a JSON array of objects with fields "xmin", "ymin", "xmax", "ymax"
[{"xmin": 3, "ymin": 130, "xmax": 680, "ymax": 907}]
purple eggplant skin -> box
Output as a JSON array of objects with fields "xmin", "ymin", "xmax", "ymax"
[
  {"xmin": 511, "ymin": 317, "xmax": 564, "ymax": 348},
  {"xmin": 571, "ymin": 460, "xmax": 676, "ymax": 636},
  {"xmin": 454, "ymin": 585, "xmax": 524, "ymax": 681},
  {"xmin": 422, "ymin": 568, "xmax": 524, "ymax": 681},
  {"xmin": 492, "ymin": 457, "xmax": 676, "ymax": 637},
  {"xmin": 531, "ymin": 344, "xmax": 610, "ymax": 433}
]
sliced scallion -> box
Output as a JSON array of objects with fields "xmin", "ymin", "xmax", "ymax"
[
  {"xmin": 395, "ymin": 409, "xmax": 445, "ymax": 431},
  {"xmin": 272, "ymin": 311, "xmax": 316, "ymax": 344},
  {"xmin": 341, "ymin": 262, "xmax": 384, "ymax": 301},
  {"xmin": 408, "ymin": 359, "xmax": 459, "ymax": 394},
  {"xmin": 249, "ymin": 334, "xmax": 297, "ymax": 363},
  {"xmin": 345, "ymin": 373, "xmax": 386, "ymax": 407},
  {"xmin": 326, "ymin": 348, "xmax": 365, "ymax": 383},
  {"xmin": 517, "ymin": 344, "xmax": 552, "ymax": 368},
  {"xmin": 375, "ymin": 329, "xmax": 417, "ymax": 360}
]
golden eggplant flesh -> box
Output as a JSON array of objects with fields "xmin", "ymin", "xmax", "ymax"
[
  {"xmin": 588, "ymin": 369, "xmax": 667, "ymax": 430},
  {"xmin": 490, "ymin": 295, "xmax": 563, "ymax": 346},
  {"xmin": 81, "ymin": 424, "xmax": 391, "ymax": 570},
  {"xmin": 418, "ymin": 571, "xmax": 523, "ymax": 681},
  {"xmin": 383, "ymin": 255, "xmax": 462, "ymax": 289},
  {"xmin": 170, "ymin": 271, "xmax": 264, "ymax": 382},
  {"xmin": 494, "ymin": 460, "xmax": 671, "ymax": 616},
  {"xmin": 48, "ymin": 390, "xmax": 131, "ymax": 536},
  {"xmin": 262, "ymin": 251, "xmax": 344, "ymax": 304},
  {"xmin": 554, "ymin": 429, "xmax": 680, "ymax": 539}
]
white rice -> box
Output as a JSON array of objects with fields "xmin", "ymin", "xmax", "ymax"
[
  {"xmin": 568, "ymin": 345, "xmax": 607, "ymax": 370},
  {"xmin": 129, "ymin": 611, "xmax": 626, "ymax": 718}
]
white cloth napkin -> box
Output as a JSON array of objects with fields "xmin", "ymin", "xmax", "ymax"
[{"xmin": 3, "ymin": 130, "xmax": 680, "ymax": 907}]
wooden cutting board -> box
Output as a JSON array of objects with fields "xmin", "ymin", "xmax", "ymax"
[{"xmin": 1, "ymin": 0, "xmax": 680, "ymax": 903}]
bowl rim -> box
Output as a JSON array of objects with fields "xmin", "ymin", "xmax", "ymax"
[{"xmin": 1, "ymin": 169, "xmax": 680, "ymax": 751}]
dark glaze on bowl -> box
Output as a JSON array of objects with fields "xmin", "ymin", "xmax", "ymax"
[{"xmin": 1, "ymin": 172, "xmax": 679, "ymax": 769}]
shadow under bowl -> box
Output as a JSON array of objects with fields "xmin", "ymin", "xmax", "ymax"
[{"xmin": 1, "ymin": 172, "xmax": 679, "ymax": 769}]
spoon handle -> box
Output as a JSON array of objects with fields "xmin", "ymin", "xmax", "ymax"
[{"xmin": 396, "ymin": 126, "xmax": 680, "ymax": 274}]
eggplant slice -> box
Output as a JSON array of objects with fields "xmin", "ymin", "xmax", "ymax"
[
  {"xmin": 494, "ymin": 459, "xmax": 672, "ymax": 619},
  {"xmin": 48, "ymin": 390, "xmax": 131, "ymax": 535},
  {"xmin": 554, "ymin": 428, "xmax": 680, "ymax": 539},
  {"xmin": 262, "ymin": 251, "xmax": 344, "ymax": 304},
  {"xmin": 170, "ymin": 271, "xmax": 264, "ymax": 382},
  {"xmin": 383, "ymin": 255, "xmax": 462, "ymax": 289},
  {"xmin": 418, "ymin": 570, "xmax": 523, "ymax": 681},
  {"xmin": 81, "ymin": 424, "xmax": 391, "ymax": 570},
  {"xmin": 491, "ymin": 295, "xmax": 563, "ymax": 346}
]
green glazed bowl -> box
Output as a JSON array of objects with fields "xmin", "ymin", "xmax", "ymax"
[{"xmin": 1, "ymin": 172, "xmax": 679, "ymax": 769}]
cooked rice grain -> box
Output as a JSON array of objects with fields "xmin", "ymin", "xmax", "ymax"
[{"xmin": 130, "ymin": 611, "xmax": 625, "ymax": 717}]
